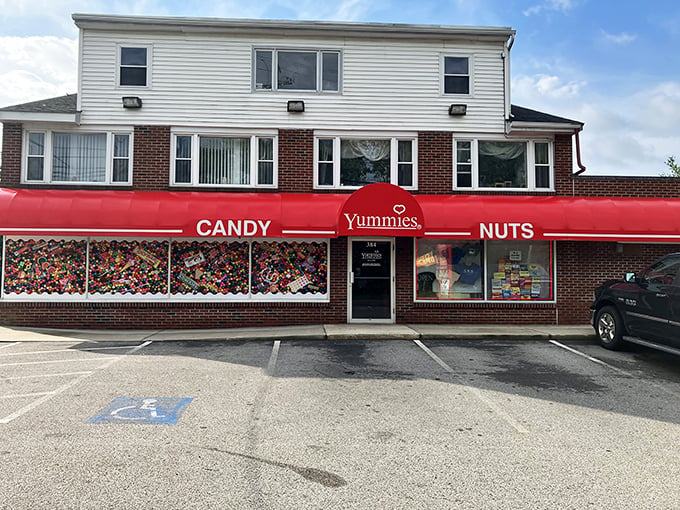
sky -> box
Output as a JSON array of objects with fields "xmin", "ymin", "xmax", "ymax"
[{"xmin": 1, "ymin": 0, "xmax": 679, "ymax": 176}]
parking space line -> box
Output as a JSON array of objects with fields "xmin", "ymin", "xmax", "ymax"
[
  {"xmin": 0, "ymin": 391, "xmax": 54, "ymax": 400},
  {"xmin": 549, "ymin": 340, "xmax": 680, "ymax": 399},
  {"xmin": 0, "ymin": 342, "xmax": 21, "ymax": 351},
  {"xmin": 4, "ymin": 371, "xmax": 94, "ymax": 380},
  {"xmin": 413, "ymin": 339, "xmax": 529, "ymax": 434},
  {"xmin": 0, "ymin": 357, "xmax": 117, "ymax": 368},
  {"xmin": 267, "ymin": 340, "xmax": 281, "ymax": 375},
  {"xmin": 0, "ymin": 340, "xmax": 152, "ymax": 425},
  {"xmin": 0, "ymin": 345, "xmax": 145, "ymax": 357}
]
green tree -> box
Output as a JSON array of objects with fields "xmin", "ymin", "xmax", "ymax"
[{"xmin": 661, "ymin": 156, "xmax": 680, "ymax": 177}]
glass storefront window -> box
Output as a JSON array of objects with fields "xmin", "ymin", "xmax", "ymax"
[
  {"xmin": 4, "ymin": 238, "xmax": 87, "ymax": 295},
  {"xmin": 415, "ymin": 240, "xmax": 483, "ymax": 300},
  {"xmin": 89, "ymin": 240, "xmax": 169, "ymax": 295},
  {"xmin": 486, "ymin": 240, "xmax": 552, "ymax": 300},
  {"xmin": 252, "ymin": 241, "xmax": 328, "ymax": 296},
  {"xmin": 170, "ymin": 240, "xmax": 249, "ymax": 295}
]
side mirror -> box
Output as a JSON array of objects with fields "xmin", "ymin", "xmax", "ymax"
[{"xmin": 624, "ymin": 272, "xmax": 637, "ymax": 283}]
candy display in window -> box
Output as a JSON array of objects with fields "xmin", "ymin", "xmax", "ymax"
[
  {"xmin": 4, "ymin": 238, "xmax": 87, "ymax": 295},
  {"xmin": 170, "ymin": 241, "xmax": 249, "ymax": 295},
  {"xmin": 251, "ymin": 241, "xmax": 327, "ymax": 295},
  {"xmin": 89, "ymin": 240, "xmax": 168, "ymax": 295}
]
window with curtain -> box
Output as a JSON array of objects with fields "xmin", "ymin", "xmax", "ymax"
[
  {"xmin": 24, "ymin": 131, "xmax": 131, "ymax": 184},
  {"xmin": 315, "ymin": 136, "xmax": 416, "ymax": 189},
  {"xmin": 454, "ymin": 139, "xmax": 552, "ymax": 191},
  {"xmin": 254, "ymin": 48, "xmax": 340, "ymax": 92},
  {"xmin": 172, "ymin": 134, "xmax": 277, "ymax": 187}
]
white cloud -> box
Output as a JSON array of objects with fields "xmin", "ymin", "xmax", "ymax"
[
  {"xmin": 601, "ymin": 30, "xmax": 637, "ymax": 45},
  {"xmin": 513, "ymin": 72, "xmax": 680, "ymax": 176},
  {"xmin": 523, "ymin": 0, "xmax": 578, "ymax": 16},
  {"xmin": 0, "ymin": 36, "xmax": 78, "ymax": 107}
]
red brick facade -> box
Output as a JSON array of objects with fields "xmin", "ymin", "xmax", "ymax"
[{"xmin": 0, "ymin": 122, "xmax": 677, "ymax": 328}]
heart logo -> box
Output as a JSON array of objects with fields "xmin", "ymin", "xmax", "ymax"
[{"xmin": 393, "ymin": 204, "xmax": 406, "ymax": 215}]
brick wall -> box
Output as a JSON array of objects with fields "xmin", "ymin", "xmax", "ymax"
[
  {"xmin": 0, "ymin": 123, "xmax": 22, "ymax": 187},
  {"xmin": 573, "ymin": 176, "xmax": 680, "ymax": 197},
  {"xmin": 417, "ymin": 132, "xmax": 453, "ymax": 194},
  {"xmin": 133, "ymin": 125, "xmax": 171, "ymax": 190},
  {"xmin": 279, "ymin": 129, "xmax": 314, "ymax": 193}
]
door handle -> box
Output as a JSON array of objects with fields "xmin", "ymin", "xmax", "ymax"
[
  {"xmin": 656, "ymin": 293, "xmax": 668, "ymax": 298},
  {"xmin": 350, "ymin": 272, "xmax": 354, "ymax": 284}
]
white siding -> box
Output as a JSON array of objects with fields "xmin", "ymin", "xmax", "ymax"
[{"xmin": 79, "ymin": 29, "xmax": 507, "ymax": 133}]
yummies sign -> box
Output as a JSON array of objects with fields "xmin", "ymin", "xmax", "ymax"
[{"xmin": 339, "ymin": 183, "xmax": 425, "ymax": 237}]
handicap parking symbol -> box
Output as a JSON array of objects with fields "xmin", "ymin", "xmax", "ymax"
[{"xmin": 88, "ymin": 397, "xmax": 193, "ymax": 424}]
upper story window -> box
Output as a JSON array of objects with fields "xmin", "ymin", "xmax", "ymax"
[
  {"xmin": 314, "ymin": 135, "xmax": 417, "ymax": 189},
  {"xmin": 118, "ymin": 45, "xmax": 151, "ymax": 87},
  {"xmin": 454, "ymin": 139, "xmax": 552, "ymax": 191},
  {"xmin": 23, "ymin": 130, "xmax": 132, "ymax": 185},
  {"xmin": 443, "ymin": 56, "xmax": 470, "ymax": 95},
  {"xmin": 254, "ymin": 49, "xmax": 340, "ymax": 93},
  {"xmin": 171, "ymin": 133, "xmax": 277, "ymax": 188}
]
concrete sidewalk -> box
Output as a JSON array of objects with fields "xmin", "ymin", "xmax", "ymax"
[{"xmin": 0, "ymin": 323, "xmax": 595, "ymax": 343}]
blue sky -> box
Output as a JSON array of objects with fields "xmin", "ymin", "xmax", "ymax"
[{"xmin": 1, "ymin": 0, "xmax": 679, "ymax": 176}]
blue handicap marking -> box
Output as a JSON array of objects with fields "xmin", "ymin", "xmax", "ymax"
[{"xmin": 88, "ymin": 397, "xmax": 193, "ymax": 424}]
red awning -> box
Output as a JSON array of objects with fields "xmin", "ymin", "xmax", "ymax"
[
  {"xmin": 1, "ymin": 188, "xmax": 679, "ymax": 243},
  {"xmin": 0, "ymin": 188, "xmax": 345, "ymax": 238},
  {"xmin": 418, "ymin": 195, "xmax": 680, "ymax": 243}
]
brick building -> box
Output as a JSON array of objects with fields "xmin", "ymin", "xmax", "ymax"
[{"xmin": 0, "ymin": 14, "xmax": 678, "ymax": 329}]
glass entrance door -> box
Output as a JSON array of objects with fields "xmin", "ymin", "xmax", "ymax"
[{"xmin": 350, "ymin": 240, "xmax": 393, "ymax": 321}]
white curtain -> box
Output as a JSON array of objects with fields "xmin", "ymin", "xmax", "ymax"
[
  {"xmin": 479, "ymin": 141, "xmax": 525, "ymax": 160},
  {"xmin": 341, "ymin": 140, "xmax": 390, "ymax": 161},
  {"xmin": 199, "ymin": 137, "xmax": 250, "ymax": 185},
  {"xmin": 52, "ymin": 133, "xmax": 106, "ymax": 182}
]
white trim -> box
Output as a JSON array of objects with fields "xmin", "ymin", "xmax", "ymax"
[
  {"xmin": 21, "ymin": 129, "xmax": 134, "ymax": 186},
  {"xmin": 0, "ymin": 112, "xmax": 79, "ymax": 124},
  {"xmin": 452, "ymin": 136, "xmax": 555, "ymax": 192},
  {"xmin": 441, "ymin": 53, "xmax": 473, "ymax": 97},
  {"xmin": 1, "ymin": 236, "xmax": 330, "ymax": 304},
  {"xmin": 348, "ymin": 237, "xmax": 395, "ymax": 323},
  {"xmin": 313, "ymin": 134, "xmax": 418, "ymax": 190},
  {"xmin": 1, "ymin": 228, "xmax": 183, "ymax": 234},
  {"xmin": 412, "ymin": 238, "xmax": 557, "ymax": 304},
  {"xmin": 169, "ymin": 132, "xmax": 278, "ymax": 188},
  {"xmin": 115, "ymin": 43, "xmax": 152, "ymax": 89},
  {"xmin": 281, "ymin": 230, "xmax": 336, "ymax": 235},
  {"xmin": 544, "ymin": 233, "xmax": 680, "ymax": 240}
]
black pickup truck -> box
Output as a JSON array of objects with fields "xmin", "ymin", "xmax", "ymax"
[{"xmin": 590, "ymin": 253, "xmax": 680, "ymax": 355}]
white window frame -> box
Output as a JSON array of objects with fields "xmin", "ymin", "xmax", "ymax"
[
  {"xmin": 313, "ymin": 133, "xmax": 418, "ymax": 190},
  {"xmin": 169, "ymin": 131, "xmax": 278, "ymax": 189},
  {"xmin": 452, "ymin": 138, "xmax": 554, "ymax": 192},
  {"xmin": 441, "ymin": 54, "xmax": 473, "ymax": 96},
  {"xmin": 116, "ymin": 43, "xmax": 152, "ymax": 89},
  {"xmin": 412, "ymin": 239, "xmax": 557, "ymax": 304},
  {"xmin": 253, "ymin": 48, "xmax": 342, "ymax": 93},
  {"xmin": 21, "ymin": 129, "xmax": 133, "ymax": 186}
]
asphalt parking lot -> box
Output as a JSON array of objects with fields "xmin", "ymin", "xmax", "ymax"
[{"xmin": 1, "ymin": 337, "xmax": 680, "ymax": 509}]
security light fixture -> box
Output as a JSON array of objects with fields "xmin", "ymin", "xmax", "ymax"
[
  {"xmin": 287, "ymin": 100, "xmax": 305, "ymax": 113},
  {"xmin": 448, "ymin": 104, "xmax": 467, "ymax": 116},
  {"xmin": 122, "ymin": 96, "xmax": 143, "ymax": 109}
]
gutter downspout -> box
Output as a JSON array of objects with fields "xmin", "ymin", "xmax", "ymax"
[{"xmin": 572, "ymin": 127, "xmax": 586, "ymax": 196}]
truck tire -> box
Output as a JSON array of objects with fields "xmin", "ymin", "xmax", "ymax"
[{"xmin": 595, "ymin": 305, "xmax": 626, "ymax": 350}]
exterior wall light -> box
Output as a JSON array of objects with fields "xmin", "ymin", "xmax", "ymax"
[
  {"xmin": 448, "ymin": 104, "xmax": 467, "ymax": 116},
  {"xmin": 287, "ymin": 100, "xmax": 305, "ymax": 113},
  {"xmin": 122, "ymin": 96, "xmax": 143, "ymax": 108}
]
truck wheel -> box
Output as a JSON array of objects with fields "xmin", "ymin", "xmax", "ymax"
[{"xmin": 595, "ymin": 306, "xmax": 626, "ymax": 350}]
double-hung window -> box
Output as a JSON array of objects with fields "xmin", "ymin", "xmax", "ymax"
[
  {"xmin": 254, "ymin": 49, "xmax": 340, "ymax": 92},
  {"xmin": 118, "ymin": 45, "xmax": 151, "ymax": 87},
  {"xmin": 23, "ymin": 131, "xmax": 132, "ymax": 185},
  {"xmin": 315, "ymin": 135, "xmax": 417, "ymax": 189},
  {"xmin": 171, "ymin": 133, "xmax": 277, "ymax": 188},
  {"xmin": 453, "ymin": 139, "xmax": 552, "ymax": 191},
  {"xmin": 443, "ymin": 56, "xmax": 470, "ymax": 95}
]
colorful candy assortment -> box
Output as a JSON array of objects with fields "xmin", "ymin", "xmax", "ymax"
[
  {"xmin": 251, "ymin": 241, "xmax": 327, "ymax": 295},
  {"xmin": 89, "ymin": 240, "xmax": 169, "ymax": 295},
  {"xmin": 170, "ymin": 241, "xmax": 249, "ymax": 295},
  {"xmin": 4, "ymin": 238, "xmax": 87, "ymax": 294}
]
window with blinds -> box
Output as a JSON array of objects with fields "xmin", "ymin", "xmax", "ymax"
[{"xmin": 171, "ymin": 134, "xmax": 277, "ymax": 188}]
